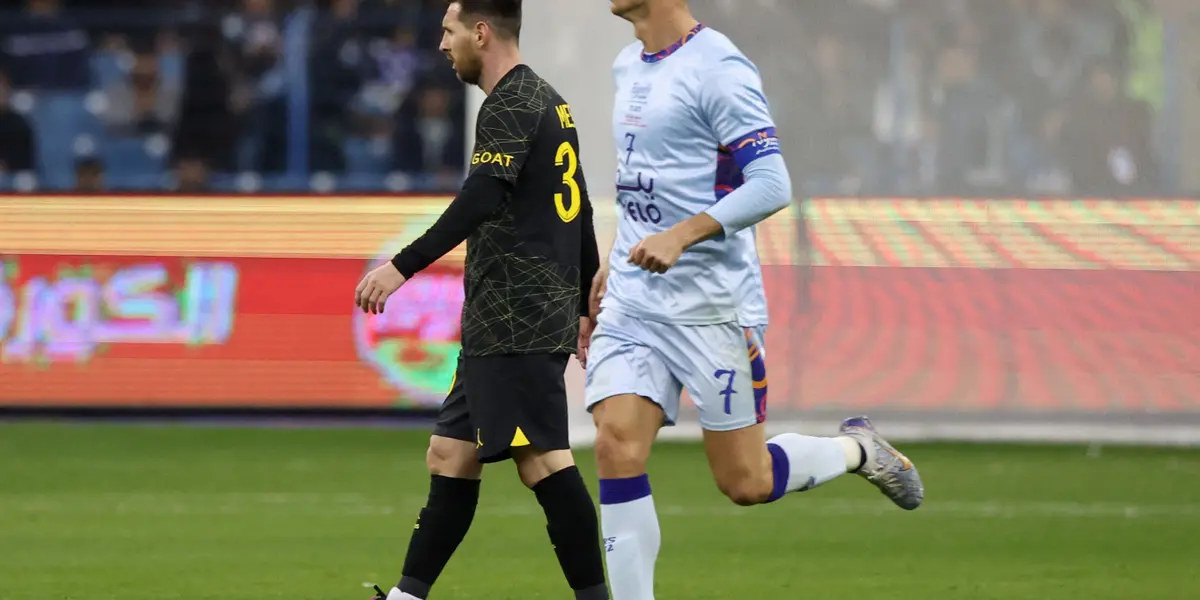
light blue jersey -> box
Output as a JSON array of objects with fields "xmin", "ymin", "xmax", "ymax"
[
  {"xmin": 602, "ymin": 24, "xmax": 782, "ymax": 327},
  {"xmin": 585, "ymin": 24, "xmax": 790, "ymax": 431}
]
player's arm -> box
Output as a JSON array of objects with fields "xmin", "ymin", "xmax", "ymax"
[
  {"xmin": 578, "ymin": 175, "xmax": 600, "ymax": 316},
  {"xmin": 391, "ymin": 89, "xmax": 540, "ymax": 278},
  {"xmin": 390, "ymin": 175, "xmax": 510, "ymax": 278},
  {"xmin": 670, "ymin": 55, "xmax": 792, "ymax": 248}
]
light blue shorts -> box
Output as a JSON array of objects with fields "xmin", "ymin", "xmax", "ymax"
[{"xmin": 584, "ymin": 309, "xmax": 768, "ymax": 431}]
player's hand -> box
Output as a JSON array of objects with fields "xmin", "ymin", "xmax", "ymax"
[
  {"xmin": 628, "ymin": 231, "xmax": 685, "ymax": 274},
  {"xmin": 577, "ymin": 316, "xmax": 594, "ymax": 368},
  {"xmin": 354, "ymin": 262, "xmax": 407, "ymax": 314},
  {"xmin": 588, "ymin": 266, "xmax": 608, "ymax": 321}
]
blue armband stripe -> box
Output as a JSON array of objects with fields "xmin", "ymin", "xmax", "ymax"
[{"xmin": 728, "ymin": 127, "xmax": 781, "ymax": 170}]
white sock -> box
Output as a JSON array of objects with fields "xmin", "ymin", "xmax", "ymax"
[
  {"xmin": 836, "ymin": 435, "xmax": 866, "ymax": 471},
  {"xmin": 765, "ymin": 433, "xmax": 850, "ymax": 500},
  {"xmin": 385, "ymin": 587, "xmax": 421, "ymax": 600},
  {"xmin": 599, "ymin": 475, "xmax": 659, "ymax": 600}
]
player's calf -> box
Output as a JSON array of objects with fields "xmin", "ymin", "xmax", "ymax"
[
  {"xmin": 592, "ymin": 395, "xmax": 664, "ymax": 600},
  {"xmin": 702, "ymin": 426, "xmax": 775, "ymax": 506},
  {"xmin": 391, "ymin": 436, "xmax": 482, "ymax": 600},
  {"xmin": 513, "ymin": 447, "xmax": 609, "ymax": 600},
  {"xmin": 703, "ymin": 424, "xmax": 865, "ymax": 507}
]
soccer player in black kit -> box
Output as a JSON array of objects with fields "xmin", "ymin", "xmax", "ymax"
[{"xmin": 352, "ymin": 1, "xmax": 607, "ymax": 599}]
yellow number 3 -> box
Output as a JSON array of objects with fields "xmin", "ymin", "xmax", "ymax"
[{"xmin": 554, "ymin": 141, "xmax": 581, "ymax": 223}]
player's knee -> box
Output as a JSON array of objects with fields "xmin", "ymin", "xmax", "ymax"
[
  {"xmin": 512, "ymin": 447, "xmax": 575, "ymax": 489},
  {"xmin": 715, "ymin": 470, "xmax": 773, "ymax": 507},
  {"xmin": 591, "ymin": 395, "xmax": 661, "ymax": 478},
  {"xmin": 426, "ymin": 435, "xmax": 482, "ymax": 479},
  {"xmin": 593, "ymin": 420, "xmax": 651, "ymax": 477}
]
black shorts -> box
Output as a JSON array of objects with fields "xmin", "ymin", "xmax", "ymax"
[{"xmin": 433, "ymin": 353, "xmax": 572, "ymax": 463}]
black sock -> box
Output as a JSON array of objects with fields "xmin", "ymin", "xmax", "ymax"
[
  {"xmin": 533, "ymin": 466, "xmax": 609, "ymax": 600},
  {"xmin": 397, "ymin": 475, "xmax": 481, "ymax": 599}
]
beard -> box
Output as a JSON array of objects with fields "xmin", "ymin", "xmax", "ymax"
[{"xmin": 453, "ymin": 53, "xmax": 484, "ymax": 86}]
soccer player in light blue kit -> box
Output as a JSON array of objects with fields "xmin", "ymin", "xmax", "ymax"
[{"xmin": 582, "ymin": 1, "xmax": 926, "ymax": 598}]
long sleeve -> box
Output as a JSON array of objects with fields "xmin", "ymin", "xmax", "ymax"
[
  {"xmin": 705, "ymin": 153, "xmax": 792, "ymax": 238},
  {"xmin": 578, "ymin": 185, "xmax": 600, "ymax": 316},
  {"xmin": 392, "ymin": 79, "xmax": 542, "ymax": 279},
  {"xmin": 696, "ymin": 54, "xmax": 791, "ymax": 239},
  {"xmin": 391, "ymin": 173, "xmax": 509, "ymax": 278}
]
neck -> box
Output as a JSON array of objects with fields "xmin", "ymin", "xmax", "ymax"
[
  {"xmin": 633, "ymin": 4, "xmax": 698, "ymax": 55},
  {"xmin": 478, "ymin": 45, "xmax": 522, "ymax": 95}
]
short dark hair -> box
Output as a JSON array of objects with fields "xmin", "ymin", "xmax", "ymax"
[{"xmin": 449, "ymin": 0, "xmax": 522, "ymax": 41}]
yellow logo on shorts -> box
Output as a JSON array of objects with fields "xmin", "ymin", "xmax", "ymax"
[
  {"xmin": 476, "ymin": 429, "xmax": 483, "ymax": 448},
  {"xmin": 511, "ymin": 427, "xmax": 530, "ymax": 447}
]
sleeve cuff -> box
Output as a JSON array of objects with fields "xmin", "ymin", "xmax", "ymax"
[
  {"xmin": 391, "ymin": 252, "xmax": 419, "ymax": 280},
  {"xmin": 700, "ymin": 209, "xmax": 731, "ymax": 241}
]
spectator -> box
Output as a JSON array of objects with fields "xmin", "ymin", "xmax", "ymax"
[
  {"xmin": 793, "ymin": 32, "xmax": 877, "ymax": 194},
  {"xmin": 0, "ymin": 70, "xmax": 35, "ymax": 173},
  {"xmin": 0, "ymin": 0, "xmax": 90, "ymax": 91},
  {"xmin": 101, "ymin": 52, "xmax": 181, "ymax": 136},
  {"xmin": 74, "ymin": 156, "xmax": 105, "ymax": 191},
  {"xmin": 173, "ymin": 27, "xmax": 238, "ymax": 173},
  {"xmin": 1014, "ymin": 107, "xmax": 1073, "ymax": 194},
  {"xmin": 1062, "ymin": 60, "xmax": 1158, "ymax": 194},
  {"xmin": 929, "ymin": 44, "xmax": 1008, "ymax": 194},
  {"xmin": 307, "ymin": 0, "xmax": 372, "ymax": 172},
  {"xmin": 368, "ymin": 26, "xmax": 421, "ymax": 111},
  {"xmin": 394, "ymin": 85, "xmax": 463, "ymax": 186},
  {"xmin": 224, "ymin": 0, "xmax": 288, "ymax": 172},
  {"xmin": 174, "ymin": 156, "xmax": 210, "ymax": 192}
]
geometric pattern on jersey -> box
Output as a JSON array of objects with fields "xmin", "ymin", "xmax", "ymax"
[
  {"xmin": 462, "ymin": 213, "xmax": 581, "ymax": 355},
  {"xmin": 461, "ymin": 66, "xmax": 581, "ymax": 356}
]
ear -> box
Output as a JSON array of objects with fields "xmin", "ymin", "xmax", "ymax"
[{"xmin": 473, "ymin": 20, "xmax": 490, "ymax": 48}]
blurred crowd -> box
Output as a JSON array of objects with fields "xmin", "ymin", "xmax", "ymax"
[
  {"xmin": 747, "ymin": 0, "xmax": 1171, "ymax": 196},
  {"xmin": 0, "ymin": 0, "xmax": 1182, "ymax": 195},
  {"xmin": 0, "ymin": 0, "xmax": 462, "ymax": 192}
]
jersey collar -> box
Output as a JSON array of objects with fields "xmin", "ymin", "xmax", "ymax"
[{"xmin": 641, "ymin": 23, "xmax": 706, "ymax": 63}]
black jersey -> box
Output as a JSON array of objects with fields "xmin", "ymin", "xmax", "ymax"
[{"xmin": 393, "ymin": 64, "xmax": 599, "ymax": 356}]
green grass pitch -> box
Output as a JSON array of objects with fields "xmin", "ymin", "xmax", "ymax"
[{"xmin": 1, "ymin": 423, "xmax": 1197, "ymax": 599}]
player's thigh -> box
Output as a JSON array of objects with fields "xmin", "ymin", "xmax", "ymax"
[
  {"xmin": 463, "ymin": 353, "xmax": 572, "ymax": 465},
  {"xmin": 660, "ymin": 323, "xmax": 768, "ymax": 433},
  {"xmin": 585, "ymin": 311, "xmax": 680, "ymax": 477},
  {"xmin": 658, "ymin": 322, "xmax": 774, "ymax": 501},
  {"xmin": 585, "ymin": 310, "xmax": 682, "ymax": 426},
  {"xmin": 429, "ymin": 356, "xmax": 483, "ymax": 479}
]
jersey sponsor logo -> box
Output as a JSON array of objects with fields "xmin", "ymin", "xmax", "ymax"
[
  {"xmin": 615, "ymin": 132, "xmax": 662, "ymax": 225},
  {"xmin": 616, "ymin": 170, "xmax": 662, "ymax": 224},
  {"xmin": 471, "ymin": 151, "xmax": 515, "ymax": 168},
  {"xmin": 630, "ymin": 82, "xmax": 652, "ymax": 107},
  {"xmin": 621, "ymin": 81, "xmax": 652, "ymax": 127}
]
